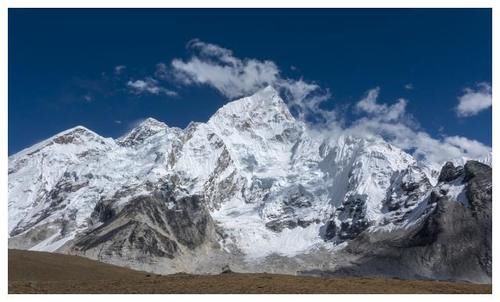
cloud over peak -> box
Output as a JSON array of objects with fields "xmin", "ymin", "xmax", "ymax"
[
  {"xmin": 171, "ymin": 40, "xmax": 280, "ymax": 99},
  {"xmin": 170, "ymin": 39, "xmax": 331, "ymax": 124},
  {"xmin": 348, "ymin": 88, "xmax": 490, "ymax": 164}
]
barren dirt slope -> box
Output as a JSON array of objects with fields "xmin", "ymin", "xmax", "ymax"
[{"xmin": 8, "ymin": 249, "xmax": 491, "ymax": 294}]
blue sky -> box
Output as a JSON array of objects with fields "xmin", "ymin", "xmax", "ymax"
[{"xmin": 9, "ymin": 9, "xmax": 492, "ymax": 160}]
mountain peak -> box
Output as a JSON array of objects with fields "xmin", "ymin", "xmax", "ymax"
[
  {"xmin": 253, "ymin": 84, "xmax": 280, "ymax": 98},
  {"xmin": 249, "ymin": 85, "xmax": 285, "ymax": 107},
  {"xmin": 117, "ymin": 118, "xmax": 168, "ymax": 147},
  {"xmin": 139, "ymin": 117, "xmax": 167, "ymax": 128},
  {"xmin": 67, "ymin": 125, "xmax": 91, "ymax": 132},
  {"xmin": 52, "ymin": 125, "xmax": 92, "ymax": 136},
  {"xmin": 9, "ymin": 125, "xmax": 110, "ymax": 161},
  {"xmin": 208, "ymin": 85, "xmax": 293, "ymax": 127},
  {"xmin": 51, "ymin": 126, "xmax": 100, "ymax": 144}
]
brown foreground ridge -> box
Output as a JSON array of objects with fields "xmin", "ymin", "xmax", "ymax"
[{"xmin": 9, "ymin": 249, "xmax": 491, "ymax": 294}]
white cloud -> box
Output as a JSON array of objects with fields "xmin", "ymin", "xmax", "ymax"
[
  {"xmin": 114, "ymin": 65, "xmax": 126, "ymax": 75},
  {"xmin": 188, "ymin": 39, "xmax": 240, "ymax": 65},
  {"xmin": 347, "ymin": 119, "xmax": 490, "ymax": 164},
  {"xmin": 154, "ymin": 63, "xmax": 168, "ymax": 79},
  {"xmin": 171, "ymin": 41, "xmax": 280, "ymax": 98},
  {"xmin": 127, "ymin": 78, "xmax": 177, "ymax": 96},
  {"xmin": 171, "ymin": 56, "xmax": 279, "ymax": 98},
  {"xmin": 456, "ymin": 82, "xmax": 492, "ymax": 117},
  {"xmin": 444, "ymin": 136, "xmax": 491, "ymax": 157},
  {"xmin": 278, "ymin": 78, "xmax": 333, "ymax": 124},
  {"xmin": 355, "ymin": 87, "xmax": 382, "ymax": 114},
  {"xmin": 404, "ymin": 83, "xmax": 414, "ymax": 90},
  {"xmin": 348, "ymin": 88, "xmax": 491, "ymax": 163},
  {"xmin": 83, "ymin": 94, "xmax": 93, "ymax": 102},
  {"xmin": 355, "ymin": 87, "xmax": 407, "ymax": 122}
]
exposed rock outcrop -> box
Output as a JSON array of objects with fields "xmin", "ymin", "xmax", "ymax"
[{"xmin": 326, "ymin": 160, "xmax": 491, "ymax": 283}]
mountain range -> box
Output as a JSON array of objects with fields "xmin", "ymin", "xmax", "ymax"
[{"xmin": 8, "ymin": 86, "xmax": 492, "ymax": 283}]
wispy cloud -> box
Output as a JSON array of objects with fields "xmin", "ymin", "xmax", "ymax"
[
  {"xmin": 347, "ymin": 88, "xmax": 490, "ymax": 163},
  {"xmin": 171, "ymin": 39, "xmax": 280, "ymax": 98},
  {"xmin": 127, "ymin": 78, "xmax": 177, "ymax": 96},
  {"xmin": 83, "ymin": 94, "xmax": 93, "ymax": 102},
  {"xmin": 404, "ymin": 83, "xmax": 414, "ymax": 90},
  {"xmin": 456, "ymin": 82, "xmax": 492, "ymax": 117},
  {"xmin": 154, "ymin": 63, "xmax": 168, "ymax": 79},
  {"xmin": 114, "ymin": 65, "xmax": 126, "ymax": 75},
  {"xmin": 355, "ymin": 87, "xmax": 408, "ymax": 121}
]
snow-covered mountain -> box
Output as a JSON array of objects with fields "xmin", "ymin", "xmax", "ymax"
[{"xmin": 8, "ymin": 86, "xmax": 492, "ymax": 282}]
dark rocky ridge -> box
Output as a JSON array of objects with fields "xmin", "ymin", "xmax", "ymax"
[
  {"xmin": 321, "ymin": 160, "xmax": 492, "ymax": 283},
  {"xmin": 72, "ymin": 183, "xmax": 218, "ymax": 264},
  {"xmin": 438, "ymin": 162, "xmax": 464, "ymax": 182}
]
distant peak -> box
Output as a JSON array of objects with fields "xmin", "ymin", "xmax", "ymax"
[
  {"xmin": 207, "ymin": 85, "xmax": 295, "ymax": 130},
  {"xmin": 117, "ymin": 118, "xmax": 168, "ymax": 147},
  {"xmin": 9, "ymin": 125, "xmax": 108, "ymax": 158},
  {"xmin": 138, "ymin": 117, "xmax": 167, "ymax": 128},
  {"xmin": 50, "ymin": 125, "xmax": 105, "ymax": 145},
  {"xmin": 215, "ymin": 85, "xmax": 286, "ymax": 113},
  {"xmin": 251, "ymin": 85, "xmax": 286, "ymax": 107},
  {"xmin": 62, "ymin": 125, "xmax": 92, "ymax": 133},
  {"xmin": 54, "ymin": 125, "xmax": 98, "ymax": 139},
  {"xmin": 70, "ymin": 125, "xmax": 90, "ymax": 131}
]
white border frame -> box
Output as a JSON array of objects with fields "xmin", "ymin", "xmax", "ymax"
[{"xmin": 1, "ymin": 1, "xmax": 496, "ymax": 301}]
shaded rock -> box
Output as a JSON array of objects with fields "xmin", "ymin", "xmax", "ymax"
[
  {"xmin": 438, "ymin": 162, "xmax": 463, "ymax": 182},
  {"xmin": 72, "ymin": 188, "xmax": 217, "ymax": 264},
  {"xmin": 221, "ymin": 265, "xmax": 233, "ymax": 274},
  {"xmin": 337, "ymin": 160, "xmax": 492, "ymax": 283},
  {"xmin": 265, "ymin": 219, "xmax": 298, "ymax": 232},
  {"xmin": 164, "ymin": 195, "xmax": 213, "ymax": 249},
  {"xmin": 320, "ymin": 220, "xmax": 337, "ymax": 241},
  {"xmin": 91, "ymin": 201, "xmax": 115, "ymax": 223}
]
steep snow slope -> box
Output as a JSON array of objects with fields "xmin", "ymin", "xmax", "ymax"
[
  {"xmin": 8, "ymin": 119, "xmax": 185, "ymax": 251},
  {"xmin": 8, "ymin": 127, "xmax": 117, "ymax": 246}
]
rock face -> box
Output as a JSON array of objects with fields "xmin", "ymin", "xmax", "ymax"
[
  {"xmin": 327, "ymin": 161, "xmax": 492, "ymax": 283},
  {"xmin": 8, "ymin": 86, "xmax": 492, "ymax": 282},
  {"xmin": 438, "ymin": 162, "xmax": 463, "ymax": 182}
]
